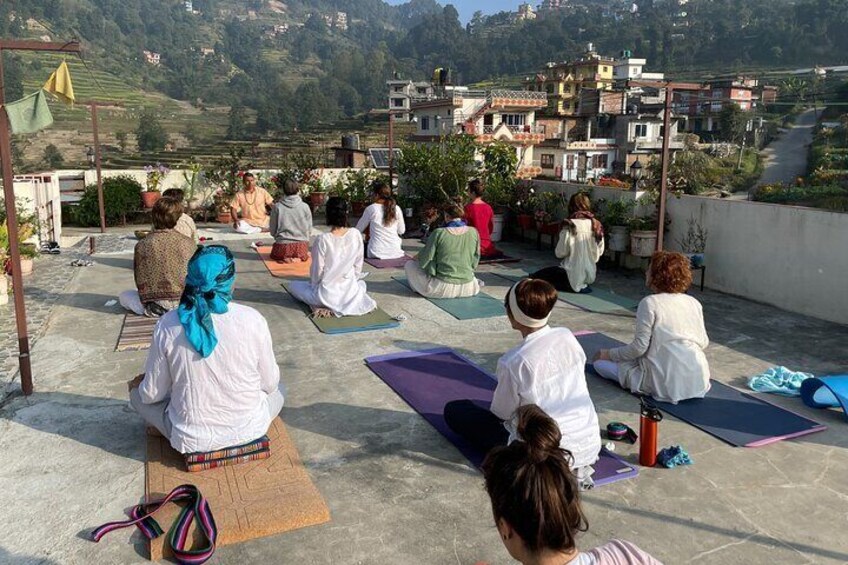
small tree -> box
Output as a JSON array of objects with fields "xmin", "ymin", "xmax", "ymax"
[
  {"xmin": 136, "ymin": 110, "xmax": 169, "ymax": 152},
  {"xmin": 481, "ymin": 141, "xmax": 518, "ymax": 209},
  {"xmin": 717, "ymin": 103, "xmax": 748, "ymax": 145},
  {"xmin": 41, "ymin": 144, "xmax": 64, "ymax": 169},
  {"xmin": 397, "ymin": 134, "xmax": 480, "ymax": 208}
]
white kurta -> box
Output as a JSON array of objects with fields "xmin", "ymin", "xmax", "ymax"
[
  {"xmin": 609, "ymin": 293, "xmax": 711, "ymax": 403},
  {"xmin": 356, "ymin": 203, "xmax": 406, "ymax": 260},
  {"xmin": 490, "ymin": 326, "xmax": 601, "ymax": 470},
  {"xmin": 556, "ymin": 218, "xmax": 605, "ymax": 292},
  {"xmin": 288, "ymin": 229, "xmax": 377, "ymax": 316},
  {"xmin": 138, "ymin": 303, "xmax": 283, "ymax": 453}
]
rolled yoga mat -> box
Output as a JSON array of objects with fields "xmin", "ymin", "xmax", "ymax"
[
  {"xmin": 800, "ymin": 375, "xmax": 848, "ymax": 420},
  {"xmin": 115, "ymin": 314, "xmax": 158, "ymax": 352},
  {"xmin": 364, "ymin": 347, "xmax": 638, "ymax": 486},
  {"xmin": 282, "ymin": 283, "xmax": 400, "ymax": 334},
  {"xmin": 392, "ymin": 277, "xmax": 505, "ymax": 321},
  {"xmin": 364, "ymin": 255, "xmax": 413, "ymax": 269},
  {"xmin": 495, "ymin": 273, "xmax": 638, "ymax": 315},
  {"xmin": 576, "ymin": 332, "xmax": 827, "ymax": 447}
]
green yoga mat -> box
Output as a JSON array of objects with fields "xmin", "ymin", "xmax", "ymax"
[
  {"xmin": 495, "ymin": 273, "xmax": 638, "ymax": 315},
  {"xmin": 392, "ymin": 277, "xmax": 505, "ymax": 320},
  {"xmin": 282, "ymin": 284, "xmax": 400, "ymax": 334}
]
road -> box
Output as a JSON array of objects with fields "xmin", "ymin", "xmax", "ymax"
[{"xmin": 756, "ymin": 108, "xmax": 817, "ymax": 188}]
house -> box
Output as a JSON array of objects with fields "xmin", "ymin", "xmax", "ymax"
[
  {"xmin": 409, "ymin": 87, "xmax": 548, "ymax": 178},
  {"xmin": 143, "ymin": 50, "xmax": 161, "ymax": 66},
  {"xmin": 613, "ymin": 51, "xmax": 665, "ymax": 83},
  {"xmin": 515, "ymin": 3, "xmax": 537, "ymax": 21},
  {"xmin": 184, "ymin": 1, "xmax": 193, "ymax": 12},
  {"xmin": 612, "ymin": 110, "xmax": 686, "ymax": 172},
  {"xmin": 387, "ymin": 79, "xmax": 434, "ymax": 121},
  {"xmin": 200, "ymin": 47, "xmax": 215, "ymax": 57},
  {"xmin": 526, "ymin": 44, "xmax": 616, "ymax": 116},
  {"xmin": 673, "ymin": 77, "xmax": 767, "ymax": 135},
  {"xmin": 323, "ymin": 12, "xmax": 349, "ymax": 31}
]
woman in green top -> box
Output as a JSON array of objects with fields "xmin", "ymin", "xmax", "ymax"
[{"xmin": 405, "ymin": 202, "xmax": 482, "ymax": 299}]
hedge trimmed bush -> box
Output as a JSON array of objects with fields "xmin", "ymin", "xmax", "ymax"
[{"xmin": 73, "ymin": 175, "xmax": 142, "ymax": 227}]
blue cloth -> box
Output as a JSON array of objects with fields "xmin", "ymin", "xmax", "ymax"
[
  {"xmin": 444, "ymin": 219, "xmax": 467, "ymax": 228},
  {"xmin": 748, "ymin": 366, "xmax": 814, "ymax": 397},
  {"xmin": 178, "ymin": 245, "xmax": 235, "ymax": 358},
  {"xmin": 657, "ymin": 445, "xmax": 692, "ymax": 468}
]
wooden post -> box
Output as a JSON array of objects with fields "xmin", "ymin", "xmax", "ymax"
[
  {"xmin": 91, "ymin": 103, "xmax": 106, "ymax": 233},
  {"xmin": 388, "ymin": 112, "xmax": 395, "ymax": 186}
]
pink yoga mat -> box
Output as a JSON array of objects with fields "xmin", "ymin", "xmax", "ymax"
[{"xmin": 365, "ymin": 348, "xmax": 638, "ymax": 485}]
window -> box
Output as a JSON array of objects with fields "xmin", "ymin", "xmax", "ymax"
[
  {"xmin": 541, "ymin": 154, "xmax": 555, "ymax": 169},
  {"xmin": 634, "ymin": 123, "xmax": 648, "ymax": 138},
  {"xmin": 501, "ymin": 114, "xmax": 526, "ymax": 127},
  {"xmin": 602, "ymin": 66, "xmax": 609, "ymax": 73},
  {"xmin": 592, "ymin": 154, "xmax": 608, "ymax": 169},
  {"xmin": 417, "ymin": 87, "xmax": 427, "ymax": 94},
  {"xmin": 421, "ymin": 117, "xmax": 430, "ymax": 131},
  {"xmin": 392, "ymin": 98, "xmax": 404, "ymax": 108},
  {"xmin": 566, "ymin": 154, "xmax": 575, "ymax": 169},
  {"xmin": 394, "ymin": 86, "xmax": 404, "ymax": 93}
]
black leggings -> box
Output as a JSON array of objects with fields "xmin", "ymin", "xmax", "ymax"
[
  {"xmin": 529, "ymin": 266, "xmax": 577, "ymax": 293},
  {"xmin": 444, "ymin": 399, "xmax": 510, "ymax": 455}
]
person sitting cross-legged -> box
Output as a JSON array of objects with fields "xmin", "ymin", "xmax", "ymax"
[
  {"xmin": 231, "ymin": 172, "xmax": 274, "ymax": 234},
  {"xmin": 288, "ymin": 197, "xmax": 377, "ymax": 318},
  {"xmin": 128, "ymin": 245, "xmax": 286, "ymax": 454},
  {"xmin": 464, "ymin": 179, "xmax": 502, "ymax": 259},
  {"xmin": 404, "ymin": 202, "xmax": 482, "ymax": 299},
  {"xmin": 269, "ymin": 179, "xmax": 313, "ymax": 263},
  {"xmin": 119, "ymin": 197, "xmax": 197, "ymax": 318},
  {"xmin": 444, "ymin": 278, "xmax": 601, "ymax": 489},
  {"xmin": 355, "ymin": 180, "xmax": 406, "ymax": 261},
  {"xmin": 592, "ymin": 251, "xmax": 710, "ymax": 404}
]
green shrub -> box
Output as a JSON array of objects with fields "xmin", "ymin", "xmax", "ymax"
[{"xmin": 74, "ymin": 175, "xmax": 143, "ymax": 227}]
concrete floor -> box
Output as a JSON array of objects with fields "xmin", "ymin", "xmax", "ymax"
[{"xmin": 1, "ymin": 231, "xmax": 847, "ymax": 564}]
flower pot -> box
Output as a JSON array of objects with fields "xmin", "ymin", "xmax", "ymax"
[
  {"xmin": 20, "ymin": 258, "xmax": 34, "ymax": 276},
  {"xmin": 517, "ymin": 214, "xmax": 533, "ymax": 231},
  {"xmin": 216, "ymin": 212, "xmax": 232, "ymax": 224},
  {"xmin": 491, "ymin": 213, "xmax": 505, "ymax": 242},
  {"xmin": 685, "ymin": 252, "xmax": 705, "ymax": 268},
  {"xmin": 309, "ymin": 191, "xmax": 327, "ymax": 210},
  {"xmin": 608, "ymin": 225, "xmax": 630, "ymax": 252},
  {"xmin": 536, "ymin": 222, "xmax": 560, "ymax": 236},
  {"xmin": 141, "ymin": 191, "xmax": 161, "ymax": 209},
  {"xmin": 352, "ymin": 201, "xmax": 367, "ymax": 216},
  {"xmin": 630, "ymin": 230, "xmax": 657, "ymax": 257}
]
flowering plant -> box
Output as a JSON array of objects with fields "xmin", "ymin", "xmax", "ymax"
[
  {"xmin": 531, "ymin": 191, "xmax": 563, "ymax": 225},
  {"xmin": 144, "ymin": 163, "xmax": 170, "ymax": 192}
]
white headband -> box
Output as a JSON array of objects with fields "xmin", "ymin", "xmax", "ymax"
[{"xmin": 508, "ymin": 281, "xmax": 550, "ymax": 329}]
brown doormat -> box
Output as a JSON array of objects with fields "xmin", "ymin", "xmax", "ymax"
[
  {"xmin": 254, "ymin": 246, "xmax": 312, "ymax": 278},
  {"xmin": 115, "ymin": 314, "xmax": 158, "ymax": 352},
  {"xmin": 145, "ymin": 417, "xmax": 330, "ymax": 560}
]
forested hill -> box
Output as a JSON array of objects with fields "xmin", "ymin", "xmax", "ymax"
[{"xmin": 3, "ymin": 0, "xmax": 848, "ymax": 134}]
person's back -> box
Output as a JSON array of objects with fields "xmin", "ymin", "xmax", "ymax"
[
  {"xmin": 174, "ymin": 213, "xmax": 198, "ymax": 243},
  {"xmin": 142, "ymin": 303, "xmax": 279, "ymax": 453},
  {"xmin": 271, "ymin": 194, "xmax": 312, "ymax": 244},
  {"xmin": 573, "ymin": 540, "xmax": 662, "ymax": 565},
  {"xmin": 420, "ymin": 227, "xmax": 480, "ymax": 284},
  {"xmin": 357, "ymin": 202, "xmax": 405, "ymax": 259},
  {"xmin": 464, "ymin": 201, "xmax": 495, "ymax": 255},
  {"xmin": 134, "ymin": 229, "xmax": 196, "ymax": 305},
  {"xmin": 557, "ymin": 218, "xmax": 604, "ymax": 291}
]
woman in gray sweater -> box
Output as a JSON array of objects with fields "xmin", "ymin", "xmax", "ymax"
[{"xmin": 270, "ymin": 180, "xmax": 313, "ymax": 263}]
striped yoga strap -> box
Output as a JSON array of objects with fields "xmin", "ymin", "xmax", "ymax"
[{"xmin": 91, "ymin": 484, "xmax": 217, "ymax": 565}]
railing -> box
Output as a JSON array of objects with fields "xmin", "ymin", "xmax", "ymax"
[
  {"xmin": 489, "ymin": 89, "xmax": 547, "ymax": 102},
  {"xmin": 480, "ymin": 124, "xmax": 546, "ymax": 135}
]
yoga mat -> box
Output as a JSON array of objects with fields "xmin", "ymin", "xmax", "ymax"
[
  {"xmin": 479, "ymin": 254, "xmax": 521, "ymax": 265},
  {"xmin": 801, "ymin": 375, "xmax": 848, "ymax": 421},
  {"xmin": 365, "ymin": 348, "xmax": 638, "ymax": 486},
  {"xmin": 146, "ymin": 417, "xmax": 330, "ymax": 560},
  {"xmin": 495, "ymin": 273, "xmax": 638, "ymax": 315},
  {"xmin": 115, "ymin": 314, "xmax": 158, "ymax": 352},
  {"xmin": 392, "ymin": 277, "xmax": 505, "ymax": 321},
  {"xmin": 254, "ymin": 247, "xmax": 311, "ymax": 278},
  {"xmin": 282, "ymin": 283, "xmax": 400, "ymax": 334},
  {"xmin": 364, "ymin": 254, "xmax": 413, "ymax": 269},
  {"xmin": 576, "ymin": 332, "xmax": 827, "ymax": 447}
]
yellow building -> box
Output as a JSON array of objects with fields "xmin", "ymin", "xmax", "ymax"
[{"xmin": 526, "ymin": 44, "xmax": 615, "ymax": 116}]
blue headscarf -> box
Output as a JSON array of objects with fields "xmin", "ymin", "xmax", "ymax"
[{"xmin": 178, "ymin": 245, "xmax": 236, "ymax": 358}]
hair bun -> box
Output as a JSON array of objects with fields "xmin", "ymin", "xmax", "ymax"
[{"xmin": 516, "ymin": 405, "xmax": 563, "ymax": 463}]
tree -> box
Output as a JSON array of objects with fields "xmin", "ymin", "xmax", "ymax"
[
  {"xmin": 397, "ymin": 135, "xmax": 480, "ymax": 206},
  {"xmin": 227, "ymin": 104, "xmax": 247, "ymax": 140},
  {"xmin": 717, "ymin": 103, "xmax": 748, "ymax": 144},
  {"xmin": 136, "ymin": 110, "xmax": 169, "ymax": 152},
  {"xmin": 115, "ymin": 132, "xmax": 129, "ymax": 153},
  {"xmin": 42, "ymin": 144, "xmax": 64, "ymax": 169}
]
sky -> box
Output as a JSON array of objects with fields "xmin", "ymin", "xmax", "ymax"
[{"xmin": 385, "ymin": 1, "xmax": 526, "ymax": 24}]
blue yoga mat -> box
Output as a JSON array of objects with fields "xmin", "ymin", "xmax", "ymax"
[
  {"xmin": 392, "ymin": 277, "xmax": 505, "ymax": 320},
  {"xmin": 494, "ymin": 273, "xmax": 638, "ymax": 315},
  {"xmin": 801, "ymin": 375, "xmax": 848, "ymax": 421},
  {"xmin": 576, "ymin": 332, "xmax": 827, "ymax": 447},
  {"xmin": 365, "ymin": 348, "xmax": 638, "ymax": 486}
]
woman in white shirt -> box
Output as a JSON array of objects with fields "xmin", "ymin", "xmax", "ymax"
[
  {"xmin": 355, "ymin": 180, "xmax": 406, "ymax": 260},
  {"xmin": 445, "ymin": 278, "xmax": 601, "ymax": 488},
  {"xmin": 128, "ymin": 245, "xmax": 285, "ymax": 454},
  {"xmin": 593, "ymin": 251, "xmax": 710, "ymax": 404},
  {"xmin": 531, "ymin": 192, "xmax": 605, "ymax": 293},
  {"xmin": 289, "ymin": 197, "xmax": 377, "ymax": 318}
]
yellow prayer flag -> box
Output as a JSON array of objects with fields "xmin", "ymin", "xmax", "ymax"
[{"xmin": 43, "ymin": 61, "xmax": 75, "ymax": 106}]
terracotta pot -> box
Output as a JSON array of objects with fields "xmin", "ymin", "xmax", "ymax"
[
  {"xmin": 535, "ymin": 221, "xmax": 560, "ymax": 236},
  {"xmin": 141, "ymin": 191, "xmax": 161, "ymax": 209},
  {"xmin": 517, "ymin": 214, "xmax": 533, "ymax": 230},
  {"xmin": 216, "ymin": 212, "xmax": 232, "ymax": 224}
]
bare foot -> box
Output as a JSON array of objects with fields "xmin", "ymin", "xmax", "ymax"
[
  {"xmin": 310, "ymin": 307, "xmax": 334, "ymax": 319},
  {"xmin": 290, "ymin": 258, "xmax": 302, "ymax": 263}
]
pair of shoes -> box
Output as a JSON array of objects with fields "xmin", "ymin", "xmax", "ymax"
[
  {"xmin": 70, "ymin": 259, "xmax": 93, "ymax": 267},
  {"xmin": 40, "ymin": 241, "xmax": 60, "ymax": 254}
]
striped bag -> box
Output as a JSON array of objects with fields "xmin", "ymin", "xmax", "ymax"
[
  {"xmin": 91, "ymin": 484, "xmax": 217, "ymax": 565},
  {"xmin": 183, "ymin": 435, "xmax": 270, "ymax": 472}
]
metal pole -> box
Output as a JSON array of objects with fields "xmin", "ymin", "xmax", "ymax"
[
  {"xmin": 91, "ymin": 103, "xmax": 106, "ymax": 233},
  {"xmin": 388, "ymin": 112, "xmax": 394, "ymax": 186},
  {"xmin": 656, "ymin": 86, "xmax": 674, "ymax": 252},
  {"xmin": 0, "ymin": 48, "xmax": 33, "ymax": 396}
]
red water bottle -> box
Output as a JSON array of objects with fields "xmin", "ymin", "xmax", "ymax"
[{"xmin": 639, "ymin": 398, "xmax": 663, "ymax": 467}]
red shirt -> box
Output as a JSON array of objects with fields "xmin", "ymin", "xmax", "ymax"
[{"xmin": 464, "ymin": 201, "xmax": 499, "ymax": 256}]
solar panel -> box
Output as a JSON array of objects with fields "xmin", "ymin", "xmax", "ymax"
[{"xmin": 369, "ymin": 148, "xmax": 402, "ymax": 169}]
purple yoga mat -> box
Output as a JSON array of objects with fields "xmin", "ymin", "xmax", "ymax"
[
  {"xmin": 364, "ymin": 255, "xmax": 413, "ymax": 269},
  {"xmin": 365, "ymin": 348, "xmax": 638, "ymax": 485}
]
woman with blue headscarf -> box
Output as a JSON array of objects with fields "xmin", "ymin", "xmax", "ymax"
[{"xmin": 128, "ymin": 245, "xmax": 286, "ymax": 454}]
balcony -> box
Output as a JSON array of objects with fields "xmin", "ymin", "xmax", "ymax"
[
  {"xmin": 475, "ymin": 124, "xmax": 546, "ymax": 144},
  {"xmin": 629, "ymin": 136, "xmax": 685, "ymax": 151},
  {"xmin": 489, "ymin": 89, "xmax": 547, "ymax": 109}
]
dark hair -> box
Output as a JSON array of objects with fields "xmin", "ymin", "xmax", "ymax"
[
  {"xmin": 325, "ymin": 196, "xmax": 350, "ymax": 228},
  {"xmin": 468, "ymin": 179, "xmax": 484, "ymax": 198},
  {"xmin": 162, "ymin": 188, "xmax": 185, "ymax": 202},
  {"xmin": 283, "ymin": 179, "xmax": 300, "ymax": 196},
  {"xmin": 444, "ymin": 201, "xmax": 465, "ymax": 221},
  {"xmin": 242, "ymin": 172, "xmax": 255, "ymax": 181},
  {"xmin": 483, "ymin": 405, "xmax": 588, "ymax": 555},
  {"xmin": 649, "ymin": 251, "xmax": 692, "ymax": 294},
  {"xmin": 372, "ymin": 180, "xmax": 397, "ymax": 226},
  {"xmin": 504, "ymin": 279, "xmax": 558, "ymax": 322},
  {"xmin": 152, "ymin": 197, "xmax": 183, "ymax": 230}
]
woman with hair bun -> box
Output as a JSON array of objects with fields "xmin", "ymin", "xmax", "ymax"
[
  {"xmin": 356, "ymin": 180, "xmax": 406, "ymax": 260},
  {"xmin": 593, "ymin": 251, "xmax": 710, "ymax": 403},
  {"xmin": 482, "ymin": 404, "xmax": 662, "ymax": 565}
]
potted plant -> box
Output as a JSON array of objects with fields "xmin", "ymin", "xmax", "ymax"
[
  {"xmin": 678, "ymin": 215, "xmax": 708, "ymax": 267},
  {"xmin": 628, "ymin": 215, "xmax": 659, "ymax": 257},
  {"xmin": 482, "ymin": 141, "xmax": 519, "ymax": 242},
  {"xmin": 532, "ymin": 192, "xmax": 563, "ymax": 236},
  {"xmin": 510, "ymin": 183, "xmax": 536, "ymax": 232},
  {"xmin": 599, "ymin": 198, "xmax": 635, "ymax": 253},
  {"xmin": 143, "ymin": 163, "xmax": 169, "ymax": 208},
  {"xmin": 18, "ymin": 243, "xmax": 38, "ymax": 275}
]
